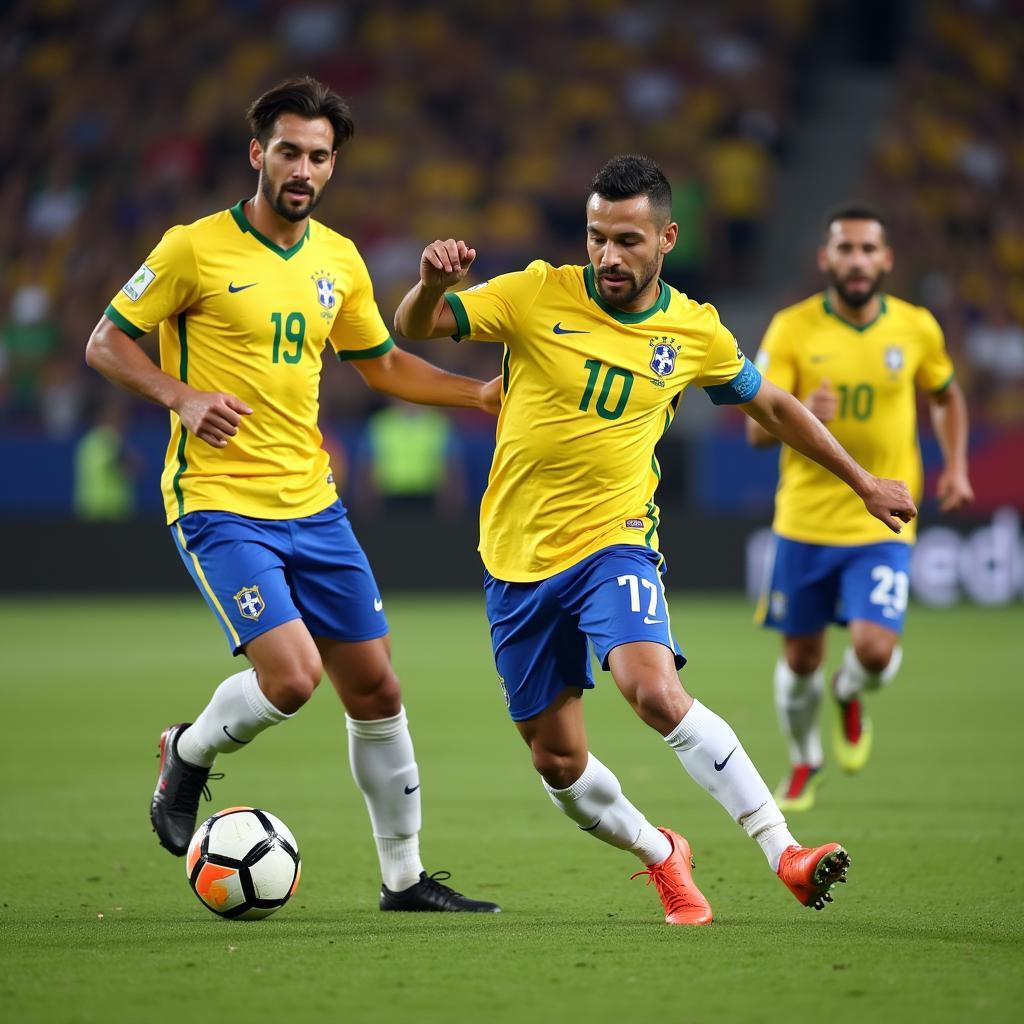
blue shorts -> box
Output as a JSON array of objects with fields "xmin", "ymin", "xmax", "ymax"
[
  {"xmin": 757, "ymin": 534, "xmax": 911, "ymax": 635},
  {"xmin": 171, "ymin": 500, "xmax": 388, "ymax": 654},
  {"xmin": 483, "ymin": 545, "xmax": 685, "ymax": 722}
]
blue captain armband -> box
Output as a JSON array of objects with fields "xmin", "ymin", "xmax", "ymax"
[{"xmin": 703, "ymin": 359, "xmax": 762, "ymax": 405}]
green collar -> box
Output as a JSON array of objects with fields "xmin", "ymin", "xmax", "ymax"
[
  {"xmin": 229, "ymin": 199, "xmax": 310, "ymax": 260},
  {"xmin": 583, "ymin": 264, "xmax": 670, "ymax": 324},
  {"xmin": 822, "ymin": 291, "xmax": 888, "ymax": 333}
]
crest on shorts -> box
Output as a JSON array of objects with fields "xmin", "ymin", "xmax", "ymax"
[
  {"xmin": 885, "ymin": 346, "xmax": 904, "ymax": 371},
  {"xmin": 234, "ymin": 585, "xmax": 265, "ymax": 621},
  {"xmin": 769, "ymin": 590, "xmax": 787, "ymax": 621},
  {"xmin": 649, "ymin": 336, "xmax": 679, "ymax": 377}
]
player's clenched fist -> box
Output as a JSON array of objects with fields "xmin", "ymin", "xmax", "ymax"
[
  {"xmin": 804, "ymin": 379, "xmax": 838, "ymax": 423},
  {"xmin": 420, "ymin": 239, "xmax": 476, "ymax": 289},
  {"xmin": 861, "ymin": 476, "xmax": 917, "ymax": 534},
  {"xmin": 174, "ymin": 388, "xmax": 253, "ymax": 448}
]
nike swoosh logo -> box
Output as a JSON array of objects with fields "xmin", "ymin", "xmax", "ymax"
[
  {"xmin": 714, "ymin": 747, "xmax": 737, "ymax": 772},
  {"xmin": 579, "ymin": 818, "xmax": 602, "ymax": 832},
  {"xmin": 228, "ymin": 282, "xmax": 258, "ymax": 293},
  {"xmin": 643, "ymin": 616, "xmax": 663, "ymax": 625},
  {"xmin": 809, "ymin": 355, "xmax": 831, "ymax": 363},
  {"xmin": 373, "ymin": 598, "xmax": 383, "ymax": 612},
  {"xmin": 404, "ymin": 784, "xmax": 420, "ymax": 795},
  {"xmin": 553, "ymin": 322, "xmax": 590, "ymax": 335},
  {"xmin": 222, "ymin": 725, "xmax": 250, "ymax": 744}
]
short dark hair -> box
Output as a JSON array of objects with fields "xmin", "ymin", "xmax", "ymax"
[
  {"xmin": 247, "ymin": 76, "xmax": 354, "ymax": 151},
  {"xmin": 822, "ymin": 201, "xmax": 887, "ymax": 239},
  {"xmin": 589, "ymin": 155, "xmax": 673, "ymax": 225}
]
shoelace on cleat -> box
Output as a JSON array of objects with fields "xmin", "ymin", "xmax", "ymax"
[
  {"xmin": 630, "ymin": 863, "xmax": 702, "ymax": 917},
  {"xmin": 170, "ymin": 770, "xmax": 224, "ymax": 814},
  {"xmin": 418, "ymin": 870, "xmax": 466, "ymax": 903}
]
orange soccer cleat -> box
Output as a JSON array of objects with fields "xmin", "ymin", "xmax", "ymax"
[
  {"xmin": 630, "ymin": 828, "xmax": 713, "ymax": 925},
  {"xmin": 777, "ymin": 843, "xmax": 851, "ymax": 910}
]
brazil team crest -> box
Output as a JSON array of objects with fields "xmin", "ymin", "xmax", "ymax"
[
  {"xmin": 311, "ymin": 269, "xmax": 336, "ymax": 320},
  {"xmin": 649, "ymin": 336, "xmax": 680, "ymax": 377},
  {"xmin": 885, "ymin": 346, "xmax": 904, "ymax": 371},
  {"xmin": 234, "ymin": 585, "xmax": 265, "ymax": 621}
]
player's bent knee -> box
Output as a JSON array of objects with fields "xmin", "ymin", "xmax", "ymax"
[
  {"xmin": 786, "ymin": 651, "xmax": 822, "ymax": 675},
  {"xmin": 342, "ymin": 664, "xmax": 402, "ymax": 718},
  {"xmin": 854, "ymin": 640, "xmax": 895, "ymax": 675},
  {"xmin": 631, "ymin": 677, "xmax": 691, "ymax": 733},
  {"xmin": 264, "ymin": 657, "xmax": 322, "ymax": 713},
  {"xmin": 531, "ymin": 747, "xmax": 585, "ymax": 790},
  {"xmin": 784, "ymin": 637, "xmax": 824, "ymax": 676}
]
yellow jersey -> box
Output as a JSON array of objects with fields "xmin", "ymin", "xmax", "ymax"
[
  {"xmin": 106, "ymin": 201, "xmax": 393, "ymax": 524},
  {"xmin": 756, "ymin": 292, "xmax": 954, "ymax": 546},
  {"xmin": 446, "ymin": 262, "xmax": 758, "ymax": 582}
]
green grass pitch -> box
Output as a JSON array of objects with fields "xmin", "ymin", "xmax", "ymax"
[{"xmin": 1, "ymin": 594, "xmax": 1021, "ymax": 1023}]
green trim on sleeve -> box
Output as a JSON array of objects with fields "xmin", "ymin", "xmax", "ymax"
[
  {"xmin": 444, "ymin": 292, "xmax": 470, "ymax": 341},
  {"xmin": 930, "ymin": 372, "xmax": 955, "ymax": 395},
  {"xmin": 104, "ymin": 304, "xmax": 145, "ymax": 340},
  {"xmin": 336, "ymin": 336, "xmax": 395, "ymax": 362}
]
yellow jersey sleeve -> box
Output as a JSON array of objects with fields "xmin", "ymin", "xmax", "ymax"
[
  {"xmin": 329, "ymin": 247, "xmax": 394, "ymax": 361},
  {"xmin": 755, "ymin": 311, "xmax": 798, "ymax": 393},
  {"xmin": 444, "ymin": 261, "xmax": 548, "ymax": 341},
  {"xmin": 105, "ymin": 226, "xmax": 201, "ymax": 338},
  {"xmin": 694, "ymin": 308, "xmax": 762, "ymax": 404},
  {"xmin": 913, "ymin": 308, "xmax": 955, "ymax": 393}
]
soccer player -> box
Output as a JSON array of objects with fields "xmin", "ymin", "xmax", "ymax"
[
  {"xmin": 747, "ymin": 203, "xmax": 972, "ymax": 810},
  {"xmin": 85, "ymin": 77, "xmax": 500, "ymax": 913},
  {"xmin": 393, "ymin": 155, "xmax": 918, "ymax": 924}
]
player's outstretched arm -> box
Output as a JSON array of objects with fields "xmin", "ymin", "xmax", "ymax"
[
  {"xmin": 394, "ymin": 238, "xmax": 476, "ymax": 339},
  {"xmin": 353, "ymin": 344, "xmax": 501, "ymax": 414},
  {"xmin": 928, "ymin": 380, "xmax": 974, "ymax": 512},
  {"xmin": 85, "ymin": 316, "xmax": 252, "ymax": 448},
  {"xmin": 741, "ymin": 378, "xmax": 917, "ymax": 534},
  {"xmin": 746, "ymin": 379, "xmax": 837, "ymax": 448}
]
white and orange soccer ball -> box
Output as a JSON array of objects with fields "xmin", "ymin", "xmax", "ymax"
[{"xmin": 186, "ymin": 807, "xmax": 300, "ymax": 919}]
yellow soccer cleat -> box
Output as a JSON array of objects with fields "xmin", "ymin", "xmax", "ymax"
[
  {"xmin": 832, "ymin": 674, "xmax": 873, "ymax": 773},
  {"xmin": 630, "ymin": 828, "xmax": 713, "ymax": 925},
  {"xmin": 775, "ymin": 763, "xmax": 823, "ymax": 812}
]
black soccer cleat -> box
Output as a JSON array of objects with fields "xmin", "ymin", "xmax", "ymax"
[
  {"xmin": 150, "ymin": 723, "xmax": 220, "ymax": 856},
  {"xmin": 379, "ymin": 871, "xmax": 501, "ymax": 913}
]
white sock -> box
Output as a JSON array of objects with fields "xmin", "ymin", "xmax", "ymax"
[
  {"xmin": 346, "ymin": 706, "xmax": 424, "ymax": 892},
  {"xmin": 664, "ymin": 699, "xmax": 796, "ymax": 871},
  {"xmin": 833, "ymin": 645, "xmax": 903, "ymax": 701},
  {"xmin": 543, "ymin": 753, "xmax": 672, "ymax": 865},
  {"xmin": 176, "ymin": 668, "xmax": 290, "ymax": 768},
  {"xmin": 740, "ymin": 801, "xmax": 797, "ymax": 873},
  {"xmin": 774, "ymin": 658, "xmax": 824, "ymax": 767}
]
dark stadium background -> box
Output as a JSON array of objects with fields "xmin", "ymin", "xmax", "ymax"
[{"xmin": 2, "ymin": 0, "xmax": 1021, "ymax": 603}]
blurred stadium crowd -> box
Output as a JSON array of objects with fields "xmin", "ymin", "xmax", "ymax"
[
  {"xmin": 1, "ymin": 0, "xmax": 1021, "ymax": 510},
  {"xmin": 862, "ymin": 1, "xmax": 1024, "ymax": 426}
]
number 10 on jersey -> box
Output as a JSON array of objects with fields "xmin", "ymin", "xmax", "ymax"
[{"xmin": 580, "ymin": 359, "xmax": 634, "ymax": 420}]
